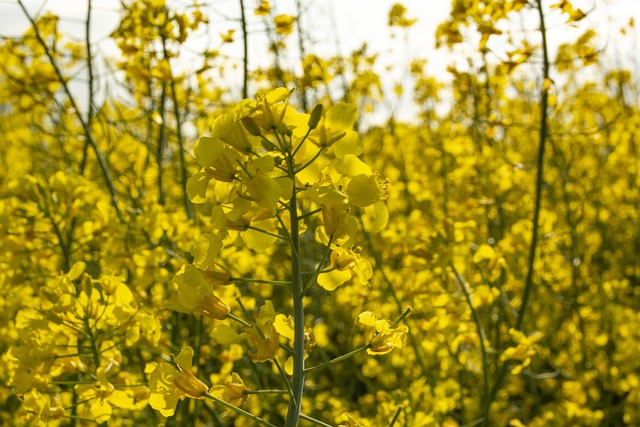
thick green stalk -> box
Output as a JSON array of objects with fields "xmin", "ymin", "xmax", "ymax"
[{"xmin": 284, "ymin": 184, "xmax": 305, "ymax": 427}]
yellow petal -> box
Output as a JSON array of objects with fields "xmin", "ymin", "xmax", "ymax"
[
  {"xmin": 358, "ymin": 311, "xmax": 377, "ymax": 326},
  {"xmin": 274, "ymin": 314, "xmax": 295, "ymax": 341},
  {"xmin": 194, "ymin": 136, "xmax": 224, "ymax": 168},
  {"xmin": 317, "ymin": 268, "xmax": 352, "ymax": 291},
  {"xmin": 332, "ymin": 131, "xmax": 362, "ymax": 158},
  {"xmin": 192, "ymin": 234, "xmax": 223, "ymax": 269},
  {"xmin": 347, "ymin": 174, "xmax": 380, "ymax": 207},
  {"xmin": 333, "ymin": 154, "xmax": 372, "ymax": 177},
  {"xmin": 325, "ymin": 103, "xmax": 358, "ymax": 134},
  {"xmin": 187, "ymin": 171, "xmax": 212, "ymax": 204}
]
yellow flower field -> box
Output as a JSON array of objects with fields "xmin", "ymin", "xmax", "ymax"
[{"xmin": 0, "ymin": 1, "xmax": 638, "ymax": 426}]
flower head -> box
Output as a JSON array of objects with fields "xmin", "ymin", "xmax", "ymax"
[
  {"xmin": 149, "ymin": 346, "xmax": 209, "ymax": 417},
  {"xmin": 358, "ymin": 311, "xmax": 408, "ymax": 355}
]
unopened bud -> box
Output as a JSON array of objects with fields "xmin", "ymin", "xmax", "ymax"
[
  {"xmin": 174, "ymin": 370, "xmax": 209, "ymax": 399},
  {"xmin": 308, "ymin": 104, "xmax": 323, "ymax": 129},
  {"xmin": 241, "ymin": 117, "xmax": 262, "ymax": 136},
  {"xmin": 198, "ymin": 295, "xmax": 231, "ymax": 320},
  {"xmin": 202, "ymin": 263, "xmax": 231, "ymax": 286}
]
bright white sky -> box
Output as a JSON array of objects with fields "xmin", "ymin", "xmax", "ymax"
[{"xmin": 1, "ymin": 0, "xmax": 639, "ymax": 121}]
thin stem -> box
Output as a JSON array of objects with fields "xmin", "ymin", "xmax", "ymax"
[
  {"xmin": 160, "ymin": 32, "xmax": 194, "ymax": 220},
  {"xmin": 305, "ymin": 344, "xmax": 370, "ymax": 374},
  {"xmin": 291, "ymin": 126, "xmax": 312, "ymax": 159},
  {"xmin": 517, "ymin": 0, "xmax": 550, "ymax": 333},
  {"xmin": 295, "ymin": 147, "xmax": 325, "ymax": 174},
  {"xmin": 246, "ymin": 226, "xmax": 287, "ymax": 241},
  {"xmin": 273, "ymin": 357, "xmax": 294, "ymax": 400},
  {"xmin": 300, "ymin": 413, "xmax": 333, "ymax": 427},
  {"xmin": 80, "ymin": 0, "xmax": 93, "ymax": 174},
  {"xmin": 239, "ymin": 0, "xmax": 248, "ymax": 98},
  {"xmin": 298, "ymin": 207, "xmax": 322, "ymax": 221},
  {"xmin": 203, "ymin": 392, "xmax": 277, "ymax": 427},
  {"xmin": 17, "ymin": 0, "xmax": 121, "ymax": 219},
  {"xmin": 451, "ymin": 265, "xmax": 490, "ymax": 424},
  {"xmin": 360, "ymin": 222, "xmax": 434, "ymax": 387},
  {"xmin": 485, "ymin": 1, "xmax": 550, "ymax": 423},
  {"xmin": 303, "ymin": 234, "xmax": 334, "ymax": 295},
  {"xmin": 228, "ymin": 313, "xmax": 253, "ymax": 328},
  {"xmin": 388, "ymin": 405, "xmax": 403, "ymax": 427},
  {"xmin": 231, "ymin": 277, "xmax": 291, "ymax": 286},
  {"xmin": 156, "ymin": 82, "xmax": 167, "ymax": 205},
  {"xmin": 244, "ymin": 389, "xmax": 288, "ymax": 395},
  {"xmin": 295, "ymin": 0, "xmax": 308, "ymax": 111}
]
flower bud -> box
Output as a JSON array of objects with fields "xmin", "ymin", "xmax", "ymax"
[
  {"xmin": 308, "ymin": 104, "xmax": 323, "ymax": 129},
  {"xmin": 202, "ymin": 263, "xmax": 231, "ymax": 286},
  {"xmin": 241, "ymin": 117, "xmax": 261, "ymax": 136},
  {"xmin": 173, "ymin": 370, "xmax": 209, "ymax": 399},
  {"xmin": 198, "ymin": 295, "xmax": 231, "ymax": 320}
]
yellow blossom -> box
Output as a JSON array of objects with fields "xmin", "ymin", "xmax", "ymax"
[
  {"xmin": 149, "ymin": 346, "xmax": 209, "ymax": 417},
  {"xmin": 273, "ymin": 14, "xmax": 295, "ymax": 36},
  {"xmin": 358, "ymin": 311, "xmax": 408, "ymax": 355}
]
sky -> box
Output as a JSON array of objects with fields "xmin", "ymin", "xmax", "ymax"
[{"xmin": 1, "ymin": 0, "xmax": 639, "ymax": 121}]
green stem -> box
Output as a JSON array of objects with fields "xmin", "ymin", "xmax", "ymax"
[
  {"xmin": 231, "ymin": 277, "xmax": 291, "ymax": 286},
  {"xmin": 451, "ymin": 265, "xmax": 490, "ymax": 424},
  {"xmin": 303, "ymin": 234, "xmax": 334, "ymax": 295},
  {"xmin": 291, "ymin": 127, "xmax": 312, "ymax": 158},
  {"xmin": 298, "ymin": 207, "xmax": 322, "ymax": 221},
  {"xmin": 246, "ymin": 226, "xmax": 287, "ymax": 241},
  {"xmin": 228, "ymin": 313, "xmax": 253, "ymax": 328},
  {"xmin": 203, "ymin": 392, "xmax": 276, "ymax": 427},
  {"xmin": 305, "ymin": 344, "xmax": 370, "ymax": 374},
  {"xmin": 300, "ymin": 413, "xmax": 333, "ymax": 427},
  {"xmin": 485, "ymin": 1, "xmax": 550, "ymax": 423},
  {"xmin": 17, "ymin": 0, "xmax": 121, "ymax": 220},
  {"xmin": 284, "ymin": 178, "xmax": 305, "ymax": 427},
  {"xmin": 239, "ymin": 0, "xmax": 248, "ymax": 99},
  {"xmin": 295, "ymin": 146, "xmax": 325, "ymax": 174},
  {"xmin": 273, "ymin": 357, "xmax": 294, "ymax": 400},
  {"xmin": 388, "ymin": 405, "xmax": 403, "ymax": 427},
  {"xmin": 160, "ymin": 31, "xmax": 193, "ymax": 220},
  {"xmin": 244, "ymin": 389, "xmax": 288, "ymax": 395}
]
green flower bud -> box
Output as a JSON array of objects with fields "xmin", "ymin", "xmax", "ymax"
[
  {"xmin": 241, "ymin": 117, "xmax": 261, "ymax": 136},
  {"xmin": 308, "ymin": 104, "xmax": 323, "ymax": 129}
]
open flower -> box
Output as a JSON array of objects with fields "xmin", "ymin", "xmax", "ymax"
[
  {"xmin": 209, "ymin": 372, "xmax": 248, "ymax": 407},
  {"xmin": 317, "ymin": 246, "xmax": 372, "ymax": 291},
  {"xmin": 171, "ymin": 265, "xmax": 231, "ymax": 320},
  {"xmin": 149, "ymin": 346, "xmax": 209, "ymax": 417},
  {"xmin": 358, "ymin": 311, "xmax": 408, "ymax": 355},
  {"xmin": 246, "ymin": 301, "xmax": 280, "ymax": 362}
]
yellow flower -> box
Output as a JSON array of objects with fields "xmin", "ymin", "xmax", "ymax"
[
  {"xmin": 273, "ymin": 14, "xmax": 295, "ymax": 36},
  {"xmin": 254, "ymin": 0, "xmax": 271, "ymax": 16},
  {"xmin": 339, "ymin": 413, "xmax": 365, "ymax": 427},
  {"xmin": 172, "ymin": 265, "xmax": 231, "ymax": 320},
  {"xmin": 210, "ymin": 372, "xmax": 249, "ymax": 407},
  {"xmin": 21, "ymin": 390, "xmax": 65, "ymax": 422},
  {"xmin": 317, "ymin": 246, "xmax": 372, "ymax": 291},
  {"xmin": 220, "ymin": 29, "xmax": 235, "ymax": 43},
  {"xmin": 149, "ymin": 346, "xmax": 209, "ymax": 417},
  {"xmin": 358, "ymin": 311, "xmax": 408, "ymax": 355},
  {"xmin": 388, "ymin": 3, "xmax": 416, "ymax": 28},
  {"xmin": 247, "ymin": 301, "xmax": 280, "ymax": 362},
  {"xmin": 500, "ymin": 329, "xmax": 544, "ymax": 374}
]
